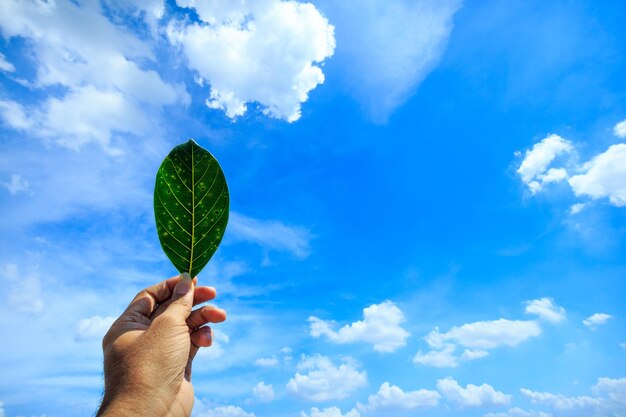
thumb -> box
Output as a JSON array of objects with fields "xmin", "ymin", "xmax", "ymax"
[{"xmin": 163, "ymin": 272, "xmax": 194, "ymax": 322}]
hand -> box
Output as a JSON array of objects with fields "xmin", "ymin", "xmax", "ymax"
[{"xmin": 96, "ymin": 273, "xmax": 227, "ymax": 417}]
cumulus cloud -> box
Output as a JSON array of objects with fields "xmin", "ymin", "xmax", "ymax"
[
  {"xmin": 253, "ymin": 381, "xmax": 274, "ymax": 402},
  {"xmin": 168, "ymin": 0, "xmax": 335, "ymax": 122},
  {"xmin": 582, "ymin": 313, "xmax": 612, "ymax": 330},
  {"xmin": 425, "ymin": 319, "xmax": 541, "ymax": 350},
  {"xmin": 198, "ymin": 405, "xmax": 255, "ymax": 417},
  {"xmin": 516, "ymin": 134, "xmax": 573, "ymax": 194},
  {"xmin": 301, "ymin": 407, "xmax": 360, "ymax": 417},
  {"xmin": 516, "ymin": 131, "xmax": 626, "ymax": 208},
  {"xmin": 76, "ymin": 315, "xmax": 116, "ymax": 341},
  {"xmin": 359, "ymin": 382, "xmax": 440, "ymax": 412},
  {"xmin": 286, "ymin": 354, "xmax": 367, "ymax": 401},
  {"xmin": 614, "ymin": 119, "xmax": 626, "ymax": 138},
  {"xmin": 228, "ymin": 212, "xmax": 312, "ymax": 258},
  {"xmin": 524, "ymin": 298, "xmax": 566, "ymax": 323},
  {"xmin": 309, "ymin": 300, "xmax": 410, "ymax": 352},
  {"xmin": 320, "ymin": 0, "xmax": 461, "ymax": 122},
  {"xmin": 568, "ymin": 144, "xmax": 626, "ymax": 207},
  {"xmin": 0, "ymin": 400, "xmax": 4, "ymax": 417},
  {"xmin": 414, "ymin": 317, "xmax": 541, "ymax": 367},
  {"xmin": 436, "ymin": 377, "xmax": 511, "ymax": 407}
]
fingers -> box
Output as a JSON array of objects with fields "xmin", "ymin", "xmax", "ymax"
[
  {"xmin": 191, "ymin": 326, "xmax": 213, "ymax": 348},
  {"xmin": 187, "ymin": 305, "xmax": 227, "ymax": 330},
  {"xmin": 124, "ymin": 276, "xmax": 179, "ymax": 317},
  {"xmin": 149, "ymin": 280, "xmax": 216, "ymax": 321}
]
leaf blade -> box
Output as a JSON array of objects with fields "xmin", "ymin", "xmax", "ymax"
[{"xmin": 154, "ymin": 139, "xmax": 229, "ymax": 278}]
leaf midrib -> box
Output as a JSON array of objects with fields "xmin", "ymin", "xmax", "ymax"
[{"xmin": 189, "ymin": 144, "xmax": 195, "ymax": 275}]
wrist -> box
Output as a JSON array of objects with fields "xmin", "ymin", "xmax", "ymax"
[{"xmin": 97, "ymin": 386, "xmax": 169, "ymax": 417}]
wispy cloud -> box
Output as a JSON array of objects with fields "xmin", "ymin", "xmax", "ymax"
[
  {"xmin": 320, "ymin": 0, "xmax": 461, "ymax": 122},
  {"xmin": 228, "ymin": 212, "xmax": 312, "ymax": 259}
]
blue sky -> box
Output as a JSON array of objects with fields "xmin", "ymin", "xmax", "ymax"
[{"xmin": 1, "ymin": 1, "xmax": 625, "ymax": 417}]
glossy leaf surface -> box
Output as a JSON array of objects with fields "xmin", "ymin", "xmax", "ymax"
[{"xmin": 154, "ymin": 139, "xmax": 229, "ymax": 278}]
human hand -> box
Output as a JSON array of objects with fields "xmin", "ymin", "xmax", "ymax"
[{"xmin": 96, "ymin": 273, "xmax": 227, "ymax": 417}]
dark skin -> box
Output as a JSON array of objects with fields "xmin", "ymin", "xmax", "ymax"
[{"xmin": 96, "ymin": 274, "xmax": 227, "ymax": 417}]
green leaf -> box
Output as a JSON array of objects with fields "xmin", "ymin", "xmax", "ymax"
[{"xmin": 154, "ymin": 139, "xmax": 229, "ymax": 278}]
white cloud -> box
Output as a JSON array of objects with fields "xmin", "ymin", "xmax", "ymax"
[
  {"xmin": 0, "ymin": 0, "xmax": 187, "ymax": 151},
  {"xmin": 255, "ymin": 357, "xmax": 279, "ymax": 367},
  {"xmin": 0, "ymin": 99, "xmax": 33, "ymax": 130},
  {"xmin": 38, "ymin": 86, "xmax": 151, "ymax": 152},
  {"xmin": 413, "ymin": 344, "xmax": 460, "ymax": 367},
  {"xmin": 1, "ymin": 174, "xmax": 30, "ymax": 195},
  {"xmin": 168, "ymin": 0, "xmax": 335, "ymax": 122},
  {"xmin": 517, "ymin": 134, "xmax": 573, "ymax": 194},
  {"xmin": 484, "ymin": 408, "xmax": 552, "ymax": 417},
  {"xmin": 436, "ymin": 377, "xmax": 511, "ymax": 407},
  {"xmin": 582, "ymin": 313, "xmax": 612, "ymax": 330},
  {"xmin": 359, "ymin": 382, "xmax": 440, "ymax": 412},
  {"xmin": 614, "ymin": 119, "xmax": 626, "ymax": 138},
  {"xmin": 516, "ymin": 132, "xmax": 626, "ymax": 208},
  {"xmin": 425, "ymin": 319, "xmax": 541, "ymax": 350},
  {"xmin": 301, "ymin": 407, "xmax": 360, "ymax": 417},
  {"xmin": 76, "ymin": 315, "xmax": 116, "ymax": 341},
  {"xmin": 568, "ymin": 144, "xmax": 626, "ymax": 207},
  {"xmin": 253, "ymin": 381, "xmax": 274, "ymax": 402},
  {"xmin": 414, "ymin": 318, "xmax": 541, "ymax": 367},
  {"xmin": 0, "ymin": 400, "xmax": 4, "ymax": 417},
  {"xmin": 320, "ymin": 0, "xmax": 461, "ymax": 122},
  {"xmin": 519, "ymin": 377, "xmax": 626, "ymax": 415},
  {"xmin": 569, "ymin": 203, "xmax": 586, "ymax": 215},
  {"xmin": 309, "ymin": 300, "xmax": 410, "ymax": 353},
  {"xmin": 0, "ymin": 52, "xmax": 15, "ymax": 72},
  {"xmin": 286, "ymin": 354, "xmax": 367, "ymax": 401},
  {"xmin": 524, "ymin": 298, "xmax": 566, "ymax": 323},
  {"xmin": 593, "ymin": 377, "xmax": 626, "ymax": 405},
  {"xmin": 228, "ymin": 212, "xmax": 312, "ymax": 258},
  {"xmin": 198, "ymin": 405, "xmax": 255, "ymax": 417},
  {"xmin": 520, "ymin": 388, "xmax": 602, "ymax": 411},
  {"xmin": 461, "ymin": 349, "xmax": 490, "ymax": 361},
  {"xmin": 1, "ymin": 263, "xmax": 44, "ymax": 314}
]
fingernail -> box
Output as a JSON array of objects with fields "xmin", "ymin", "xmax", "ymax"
[{"xmin": 176, "ymin": 272, "xmax": 193, "ymax": 295}]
